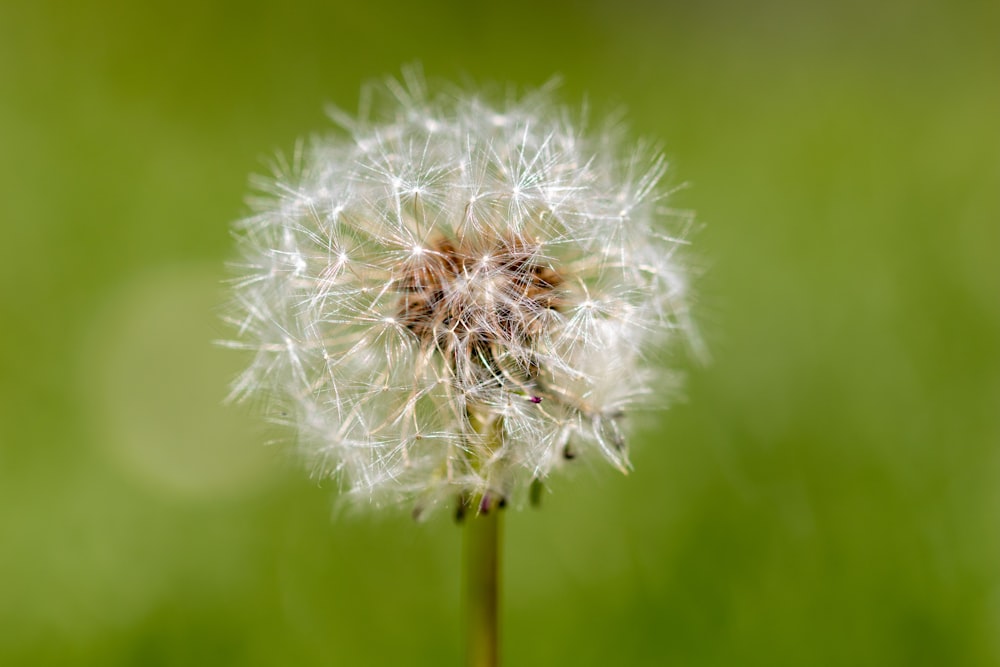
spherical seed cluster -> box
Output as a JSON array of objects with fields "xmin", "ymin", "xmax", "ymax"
[{"xmin": 226, "ymin": 75, "xmax": 697, "ymax": 514}]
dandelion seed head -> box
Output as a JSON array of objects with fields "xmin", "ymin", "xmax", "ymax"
[{"xmin": 227, "ymin": 73, "xmax": 699, "ymax": 514}]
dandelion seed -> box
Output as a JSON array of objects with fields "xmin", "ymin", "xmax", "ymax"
[{"xmin": 225, "ymin": 73, "xmax": 698, "ymax": 515}]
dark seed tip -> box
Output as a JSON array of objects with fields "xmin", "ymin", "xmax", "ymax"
[
  {"xmin": 529, "ymin": 477, "xmax": 544, "ymax": 508},
  {"xmin": 454, "ymin": 494, "xmax": 469, "ymax": 523}
]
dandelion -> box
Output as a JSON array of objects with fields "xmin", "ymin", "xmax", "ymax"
[{"xmin": 224, "ymin": 71, "xmax": 697, "ymax": 666}]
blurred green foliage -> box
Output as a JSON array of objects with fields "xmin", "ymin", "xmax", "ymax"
[{"xmin": 2, "ymin": 0, "xmax": 998, "ymax": 665}]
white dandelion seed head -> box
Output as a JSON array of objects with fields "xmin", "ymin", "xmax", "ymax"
[{"xmin": 225, "ymin": 72, "xmax": 699, "ymax": 515}]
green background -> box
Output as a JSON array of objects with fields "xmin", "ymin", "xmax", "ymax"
[{"xmin": 2, "ymin": 0, "xmax": 998, "ymax": 665}]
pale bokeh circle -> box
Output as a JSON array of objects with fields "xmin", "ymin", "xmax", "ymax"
[{"xmin": 81, "ymin": 264, "xmax": 279, "ymax": 499}]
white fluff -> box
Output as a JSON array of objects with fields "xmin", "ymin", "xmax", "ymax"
[{"xmin": 224, "ymin": 72, "xmax": 698, "ymax": 514}]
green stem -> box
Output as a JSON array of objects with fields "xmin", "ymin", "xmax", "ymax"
[{"xmin": 463, "ymin": 501, "xmax": 502, "ymax": 667}]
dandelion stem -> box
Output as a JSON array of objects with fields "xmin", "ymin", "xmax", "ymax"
[{"xmin": 463, "ymin": 498, "xmax": 502, "ymax": 667}]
